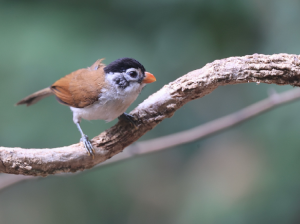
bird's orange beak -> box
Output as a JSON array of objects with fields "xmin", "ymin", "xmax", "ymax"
[{"xmin": 143, "ymin": 72, "xmax": 156, "ymax": 83}]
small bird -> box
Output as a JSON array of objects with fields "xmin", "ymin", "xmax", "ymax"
[{"xmin": 16, "ymin": 58, "xmax": 156, "ymax": 156}]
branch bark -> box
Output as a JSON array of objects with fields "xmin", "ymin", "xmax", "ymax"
[{"xmin": 1, "ymin": 53, "xmax": 300, "ymax": 176}]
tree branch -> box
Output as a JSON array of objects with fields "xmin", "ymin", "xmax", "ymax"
[
  {"xmin": 1, "ymin": 53, "xmax": 300, "ymax": 176},
  {"xmin": 1, "ymin": 86, "xmax": 300, "ymax": 191}
]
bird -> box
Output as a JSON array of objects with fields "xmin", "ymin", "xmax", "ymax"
[{"xmin": 16, "ymin": 57, "xmax": 156, "ymax": 156}]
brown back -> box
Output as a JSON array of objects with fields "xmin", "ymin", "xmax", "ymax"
[{"xmin": 51, "ymin": 59, "xmax": 107, "ymax": 108}]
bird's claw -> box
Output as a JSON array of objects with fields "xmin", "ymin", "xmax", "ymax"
[
  {"xmin": 80, "ymin": 135, "xmax": 95, "ymax": 158},
  {"xmin": 118, "ymin": 113, "xmax": 138, "ymax": 129}
]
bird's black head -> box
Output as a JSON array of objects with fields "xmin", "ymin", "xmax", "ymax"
[{"xmin": 104, "ymin": 58, "xmax": 146, "ymax": 74}]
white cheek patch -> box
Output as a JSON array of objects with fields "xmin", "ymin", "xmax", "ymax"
[{"xmin": 105, "ymin": 72, "xmax": 122, "ymax": 84}]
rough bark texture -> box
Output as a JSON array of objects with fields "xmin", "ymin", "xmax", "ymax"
[{"xmin": 1, "ymin": 53, "xmax": 300, "ymax": 176}]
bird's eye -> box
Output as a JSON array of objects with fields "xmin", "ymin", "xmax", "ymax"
[{"xmin": 128, "ymin": 71, "xmax": 138, "ymax": 78}]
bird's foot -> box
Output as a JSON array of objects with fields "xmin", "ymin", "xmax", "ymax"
[
  {"xmin": 80, "ymin": 135, "xmax": 95, "ymax": 158},
  {"xmin": 118, "ymin": 113, "xmax": 138, "ymax": 129}
]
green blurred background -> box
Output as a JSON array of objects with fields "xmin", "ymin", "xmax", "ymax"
[{"xmin": 1, "ymin": 0, "xmax": 300, "ymax": 223}]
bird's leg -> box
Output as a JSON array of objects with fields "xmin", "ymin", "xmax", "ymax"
[
  {"xmin": 118, "ymin": 113, "xmax": 137, "ymax": 129},
  {"xmin": 76, "ymin": 122, "xmax": 95, "ymax": 157}
]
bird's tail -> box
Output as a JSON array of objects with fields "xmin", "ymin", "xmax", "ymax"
[{"xmin": 16, "ymin": 87, "xmax": 54, "ymax": 106}]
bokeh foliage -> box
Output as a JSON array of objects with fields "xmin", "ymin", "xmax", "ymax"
[{"xmin": 1, "ymin": 0, "xmax": 300, "ymax": 223}]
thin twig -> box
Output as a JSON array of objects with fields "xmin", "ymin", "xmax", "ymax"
[
  {"xmin": 103, "ymin": 87, "xmax": 300, "ymax": 163},
  {"xmin": 0, "ymin": 174, "xmax": 34, "ymax": 191}
]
